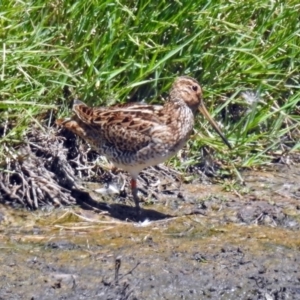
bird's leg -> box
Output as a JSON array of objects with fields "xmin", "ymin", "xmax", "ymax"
[{"xmin": 131, "ymin": 178, "xmax": 140, "ymax": 214}]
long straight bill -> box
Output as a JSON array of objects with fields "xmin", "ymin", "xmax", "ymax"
[{"xmin": 198, "ymin": 104, "xmax": 232, "ymax": 149}]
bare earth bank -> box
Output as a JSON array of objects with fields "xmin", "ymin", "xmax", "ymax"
[{"xmin": 0, "ymin": 164, "xmax": 300, "ymax": 300}]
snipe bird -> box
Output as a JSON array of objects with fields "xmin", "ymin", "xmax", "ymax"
[{"xmin": 57, "ymin": 76, "xmax": 231, "ymax": 213}]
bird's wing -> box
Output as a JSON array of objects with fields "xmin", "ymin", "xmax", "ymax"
[{"xmin": 71, "ymin": 100, "xmax": 170, "ymax": 152}]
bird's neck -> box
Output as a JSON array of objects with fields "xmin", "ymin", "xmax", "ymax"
[{"xmin": 163, "ymin": 99, "xmax": 195, "ymax": 139}]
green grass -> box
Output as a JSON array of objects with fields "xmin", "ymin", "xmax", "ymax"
[{"xmin": 1, "ymin": 0, "xmax": 300, "ymax": 170}]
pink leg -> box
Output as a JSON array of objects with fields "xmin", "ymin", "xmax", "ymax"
[{"xmin": 131, "ymin": 178, "xmax": 140, "ymax": 214}]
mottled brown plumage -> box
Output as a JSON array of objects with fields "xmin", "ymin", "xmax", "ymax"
[{"xmin": 57, "ymin": 76, "xmax": 230, "ymax": 213}]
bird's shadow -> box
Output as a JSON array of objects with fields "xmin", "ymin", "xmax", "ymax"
[{"xmin": 71, "ymin": 189, "xmax": 173, "ymax": 222}]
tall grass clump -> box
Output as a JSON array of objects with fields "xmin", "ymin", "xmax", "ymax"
[{"xmin": 1, "ymin": 0, "xmax": 300, "ymax": 169}]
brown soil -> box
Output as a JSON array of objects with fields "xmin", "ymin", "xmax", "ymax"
[{"xmin": 0, "ymin": 127, "xmax": 300, "ymax": 299}]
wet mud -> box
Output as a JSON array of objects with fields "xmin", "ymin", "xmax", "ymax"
[{"xmin": 0, "ymin": 164, "xmax": 300, "ymax": 299}]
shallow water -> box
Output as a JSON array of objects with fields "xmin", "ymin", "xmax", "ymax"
[{"xmin": 0, "ymin": 164, "xmax": 300, "ymax": 299}]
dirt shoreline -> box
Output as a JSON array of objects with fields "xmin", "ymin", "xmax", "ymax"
[
  {"xmin": 1, "ymin": 163, "xmax": 300, "ymax": 299},
  {"xmin": 0, "ymin": 128, "xmax": 300, "ymax": 299}
]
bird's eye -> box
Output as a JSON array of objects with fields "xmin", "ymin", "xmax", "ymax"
[{"xmin": 192, "ymin": 85, "xmax": 198, "ymax": 91}]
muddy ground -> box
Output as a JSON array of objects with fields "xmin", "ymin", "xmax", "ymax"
[{"xmin": 0, "ymin": 162, "xmax": 300, "ymax": 299}]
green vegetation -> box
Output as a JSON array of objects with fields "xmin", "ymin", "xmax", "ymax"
[{"xmin": 1, "ymin": 0, "xmax": 300, "ymax": 169}]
